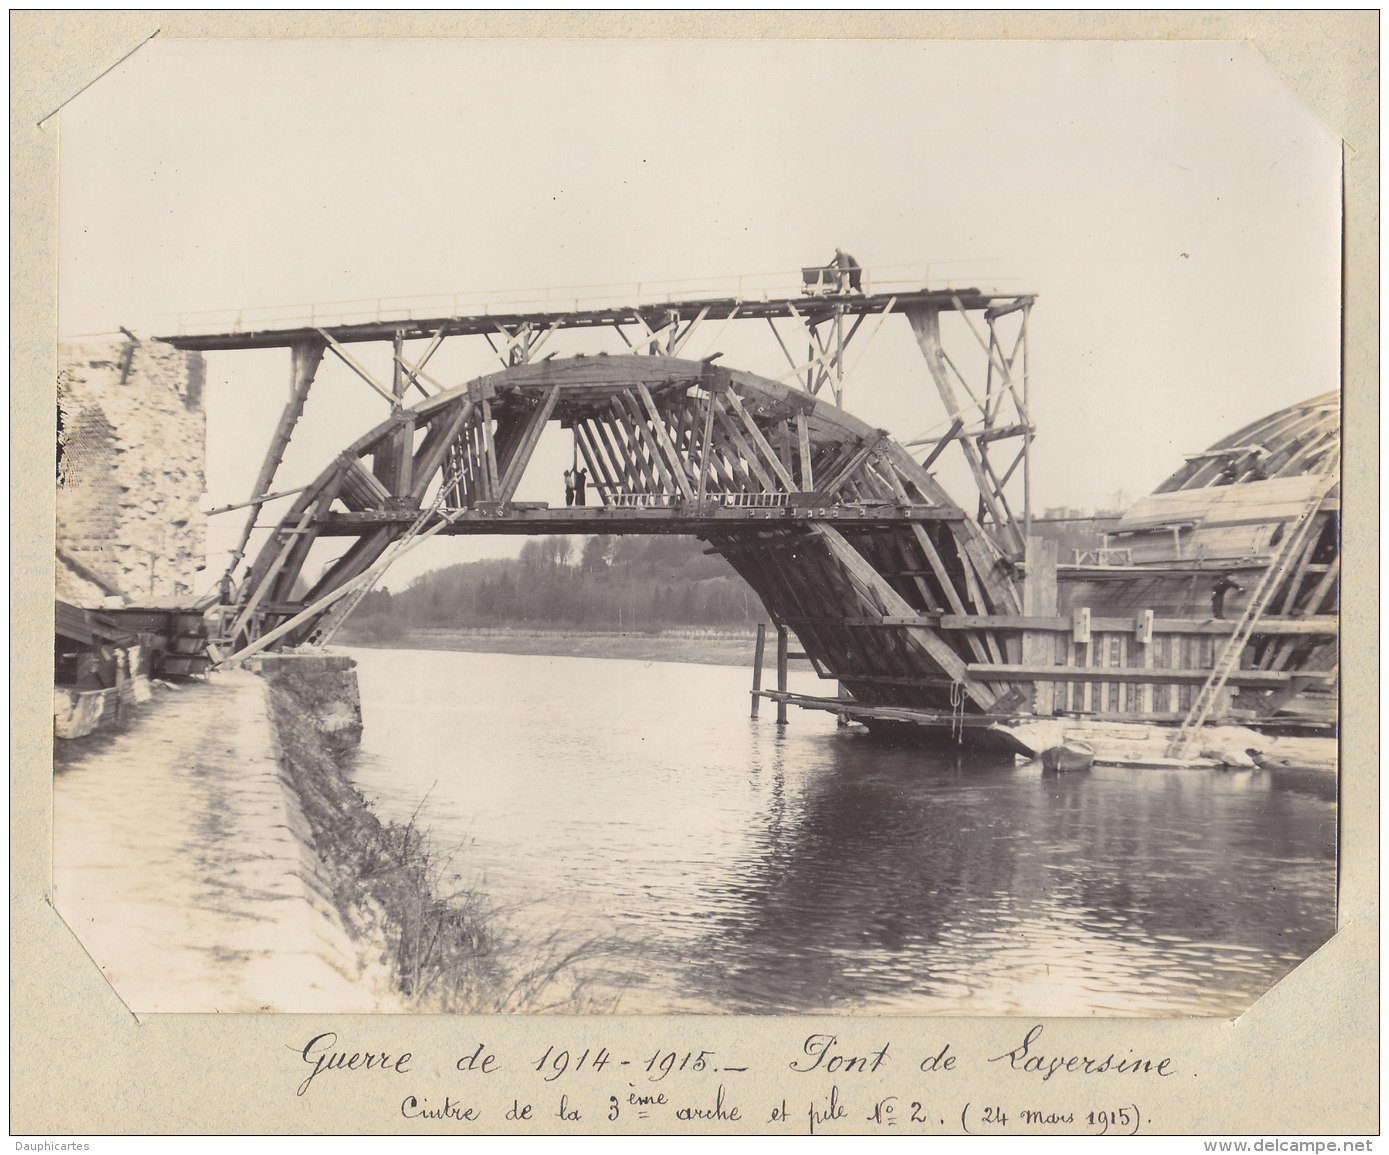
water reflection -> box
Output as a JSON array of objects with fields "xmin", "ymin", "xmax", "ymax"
[
  {"xmin": 678, "ymin": 736, "xmax": 1334, "ymax": 1016},
  {"xmin": 346, "ymin": 647, "xmax": 1336, "ymax": 1017}
]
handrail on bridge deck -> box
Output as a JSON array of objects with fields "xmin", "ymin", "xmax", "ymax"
[
  {"xmin": 159, "ymin": 261, "xmax": 1019, "ymax": 338},
  {"xmin": 605, "ymin": 491, "xmax": 789, "ymax": 509}
]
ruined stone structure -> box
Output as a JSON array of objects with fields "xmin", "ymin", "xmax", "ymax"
[{"xmin": 56, "ymin": 337, "xmax": 208, "ymax": 605}]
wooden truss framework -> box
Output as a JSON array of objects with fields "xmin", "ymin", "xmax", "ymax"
[
  {"xmin": 1155, "ymin": 391, "xmax": 1341, "ymax": 491},
  {"xmin": 904, "ymin": 296, "xmax": 1035, "ymax": 562},
  {"xmin": 1143, "ymin": 393, "xmax": 1342, "ymax": 721},
  {"xmin": 457, "ymin": 295, "xmax": 1035, "ymax": 560},
  {"xmin": 169, "ymin": 285, "xmax": 1040, "ymax": 591},
  {"xmin": 218, "ymin": 354, "xmax": 1024, "ymax": 714},
  {"xmin": 159, "ymin": 279, "xmax": 1343, "ymax": 736}
]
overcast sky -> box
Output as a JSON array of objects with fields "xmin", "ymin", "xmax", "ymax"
[{"xmin": 58, "ymin": 38, "xmax": 1341, "ymax": 589}]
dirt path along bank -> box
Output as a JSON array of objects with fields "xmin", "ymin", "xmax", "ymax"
[{"xmin": 52, "ymin": 669, "xmax": 397, "ymax": 1014}]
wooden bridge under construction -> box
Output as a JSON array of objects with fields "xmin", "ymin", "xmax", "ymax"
[{"xmin": 159, "ymin": 268, "xmax": 1338, "ymax": 745}]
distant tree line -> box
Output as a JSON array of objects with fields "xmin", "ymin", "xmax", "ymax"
[{"xmin": 340, "ymin": 535, "xmax": 766, "ymax": 642}]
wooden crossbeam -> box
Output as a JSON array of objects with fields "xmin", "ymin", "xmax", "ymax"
[
  {"xmin": 951, "ymin": 293, "xmax": 1028, "ymax": 420},
  {"xmin": 228, "ymin": 509, "xmax": 316, "ymax": 643},
  {"xmin": 490, "ymin": 321, "xmax": 529, "ymax": 366},
  {"xmin": 410, "ymin": 400, "xmax": 475, "ymax": 502},
  {"xmin": 340, "ymin": 457, "xmax": 395, "ymax": 510},
  {"xmin": 620, "ymin": 311, "xmax": 676, "ymax": 354},
  {"xmin": 234, "ymin": 455, "xmax": 343, "ymax": 605},
  {"xmin": 392, "ymin": 326, "xmax": 448, "ymax": 397},
  {"xmin": 784, "ymin": 613, "xmax": 1340, "ymax": 635},
  {"xmin": 301, "ymin": 527, "xmax": 397, "ymax": 607},
  {"xmin": 267, "ymin": 482, "xmax": 348, "ymax": 607},
  {"xmin": 608, "ymin": 396, "xmax": 655, "ymax": 489},
  {"xmin": 884, "ymin": 531, "xmax": 943, "ymax": 613},
  {"xmin": 442, "ymin": 439, "xmax": 463, "ymax": 507},
  {"xmin": 574, "ymin": 419, "xmax": 618, "ymax": 501},
  {"xmin": 467, "ymin": 422, "xmax": 487, "ymax": 503},
  {"xmin": 705, "ymin": 425, "xmax": 743, "ymax": 492},
  {"xmin": 972, "ymin": 437, "xmax": 1019, "ymax": 524},
  {"xmin": 696, "ymin": 394, "xmax": 716, "ymax": 508},
  {"xmin": 815, "ymin": 524, "xmax": 995, "ymax": 709},
  {"xmin": 479, "ymin": 399, "xmax": 500, "ymax": 500},
  {"xmin": 711, "ymin": 393, "xmax": 776, "ymax": 492},
  {"xmin": 795, "ymin": 412, "xmax": 815, "ymax": 491},
  {"xmin": 317, "ymin": 328, "xmax": 400, "ymax": 406},
  {"xmin": 395, "ymin": 414, "xmax": 415, "ymax": 497},
  {"xmin": 612, "ymin": 393, "xmax": 669, "ymax": 491},
  {"xmin": 724, "ymin": 388, "xmax": 797, "ymax": 491},
  {"xmin": 579, "ymin": 417, "xmax": 623, "ymax": 496},
  {"xmin": 764, "ymin": 315, "xmax": 799, "ymax": 374},
  {"xmin": 625, "ymin": 389, "xmax": 682, "ymax": 493},
  {"xmin": 891, "ymin": 524, "xmax": 1001, "ymax": 667},
  {"xmin": 953, "ymin": 529, "xmax": 1021, "ymax": 616},
  {"xmin": 955, "ymin": 548, "xmax": 1006, "ymax": 663},
  {"xmin": 837, "ymin": 295, "xmax": 899, "ymax": 399},
  {"xmin": 592, "ymin": 414, "xmax": 636, "ymax": 491},
  {"xmin": 905, "ymin": 305, "xmax": 1021, "ymax": 556},
  {"xmin": 226, "ymin": 338, "xmax": 325, "ymax": 577},
  {"xmin": 617, "ymin": 394, "xmax": 660, "ymax": 489},
  {"xmin": 636, "ymin": 382, "xmax": 696, "ymax": 500},
  {"xmin": 497, "ymin": 385, "xmax": 561, "ymax": 501},
  {"xmin": 1301, "ymin": 553, "xmax": 1340, "ymax": 615},
  {"xmin": 971, "ymin": 664, "xmax": 1331, "ymax": 687},
  {"xmin": 669, "ymin": 306, "xmax": 710, "ymax": 357},
  {"xmin": 818, "ymin": 434, "xmax": 883, "ymax": 498}
]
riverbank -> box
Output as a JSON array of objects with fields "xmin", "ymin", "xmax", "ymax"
[
  {"xmin": 259, "ymin": 656, "xmax": 518, "ymax": 1012},
  {"xmin": 53, "ymin": 654, "xmax": 641, "ymax": 1015},
  {"xmin": 344, "ymin": 625, "xmax": 777, "ymax": 669},
  {"xmin": 52, "ymin": 668, "xmax": 400, "ymax": 1014},
  {"xmin": 267, "ymin": 654, "xmax": 647, "ymax": 1011}
]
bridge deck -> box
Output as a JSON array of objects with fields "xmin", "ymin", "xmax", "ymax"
[
  {"xmin": 314, "ymin": 503, "xmax": 965, "ymax": 536},
  {"xmin": 156, "ymin": 287, "xmax": 1030, "ymax": 350}
]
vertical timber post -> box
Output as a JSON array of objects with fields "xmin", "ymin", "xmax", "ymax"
[
  {"xmin": 1021, "ymin": 302, "xmax": 1033, "ymax": 542},
  {"xmin": 1021, "ymin": 535, "xmax": 1059, "ymax": 715},
  {"xmin": 776, "ymin": 624, "xmax": 790, "ymax": 725},
  {"xmin": 750, "ymin": 622, "xmax": 766, "ymax": 718}
]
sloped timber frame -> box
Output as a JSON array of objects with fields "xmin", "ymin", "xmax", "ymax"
[
  {"xmin": 213, "ymin": 349, "xmax": 1335, "ymax": 732},
  {"xmin": 220, "ymin": 355, "xmax": 1020, "ymax": 711}
]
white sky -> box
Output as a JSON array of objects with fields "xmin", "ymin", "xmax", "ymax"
[{"xmin": 58, "ymin": 38, "xmax": 1341, "ymax": 590}]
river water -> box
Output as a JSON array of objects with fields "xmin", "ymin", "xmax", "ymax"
[{"xmin": 343, "ymin": 646, "xmax": 1336, "ymax": 1018}]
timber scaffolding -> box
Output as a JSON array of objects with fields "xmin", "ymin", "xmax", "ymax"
[{"xmin": 158, "ymin": 267, "xmax": 1337, "ymax": 746}]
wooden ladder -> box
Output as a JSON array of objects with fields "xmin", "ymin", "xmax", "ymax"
[{"xmin": 1167, "ymin": 473, "xmax": 1338, "ymax": 759}]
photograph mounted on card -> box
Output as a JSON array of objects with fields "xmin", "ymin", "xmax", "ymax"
[{"xmin": 13, "ymin": 12, "xmax": 1373, "ymax": 1139}]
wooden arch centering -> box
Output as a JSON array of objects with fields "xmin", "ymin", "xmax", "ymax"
[{"xmin": 220, "ymin": 354, "xmax": 1025, "ymax": 716}]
